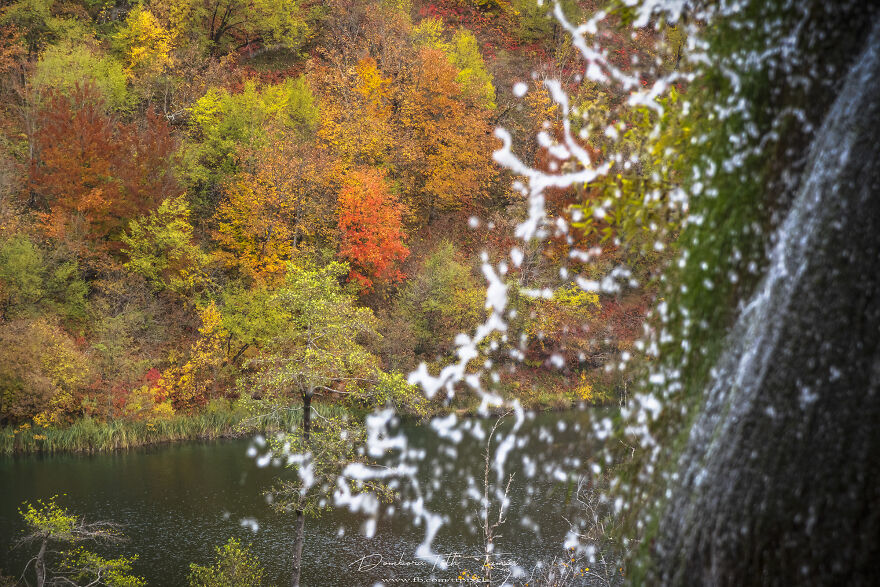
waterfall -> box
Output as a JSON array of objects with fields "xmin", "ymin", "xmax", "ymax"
[{"xmin": 654, "ymin": 17, "xmax": 880, "ymax": 586}]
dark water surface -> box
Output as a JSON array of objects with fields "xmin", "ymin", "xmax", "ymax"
[{"xmin": 0, "ymin": 409, "xmax": 603, "ymax": 586}]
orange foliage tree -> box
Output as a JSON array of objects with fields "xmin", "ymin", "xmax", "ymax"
[
  {"xmin": 337, "ymin": 168, "xmax": 409, "ymax": 293},
  {"xmin": 30, "ymin": 84, "xmax": 116, "ymax": 243},
  {"xmin": 213, "ymin": 132, "xmax": 333, "ymax": 285},
  {"xmin": 395, "ymin": 47, "xmax": 497, "ymax": 219},
  {"xmin": 314, "ymin": 15, "xmax": 498, "ymax": 224}
]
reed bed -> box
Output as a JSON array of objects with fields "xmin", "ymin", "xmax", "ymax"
[{"xmin": 0, "ymin": 401, "xmax": 353, "ymax": 455}]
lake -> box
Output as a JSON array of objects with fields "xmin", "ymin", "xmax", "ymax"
[{"xmin": 0, "ymin": 408, "xmax": 614, "ymax": 585}]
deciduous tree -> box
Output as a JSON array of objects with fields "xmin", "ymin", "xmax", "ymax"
[
  {"xmin": 337, "ymin": 168, "xmax": 409, "ymax": 293},
  {"xmin": 0, "ymin": 318, "xmax": 90, "ymax": 425},
  {"xmin": 151, "ymin": 0, "xmax": 312, "ymax": 56},
  {"xmin": 213, "ymin": 132, "xmax": 332, "ymax": 286},
  {"xmin": 188, "ymin": 537, "xmax": 264, "ymax": 587},
  {"xmin": 523, "ymin": 282, "xmax": 601, "ymax": 369},
  {"xmin": 17, "ymin": 495, "xmax": 143, "ymax": 587},
  {"xmin": 185, "ymin": 77, "xmax": 318, "ymax": 192},
  {"xmin": 30, "ymin": 83, "xmax": 117, "ymax": 244},
  {"xmin": 246, "ymin": 261, "xmax": 380, "ymax": 587},
  {"xmin": 413, "ymin": 21, "xmax": 496, "ymax": 109},
  {"xmin": 316, "ymin": 57, "xmax": 395, "ymax": 172},
  {"xmin": 395, "ymin": 47, "xmax": 496, "ymax": 218},
  {"xmin": 30, "ymin": 83, "xmax": 179, "ymax": 251},
  {"xmin": 113, "ymin": 6, "xmax": 174, "ymax": 79},
  {"xmin": 32, "ymin": 41, "xmax": 130, "ymax": 111},
  {"xmin": 121, "ymin": 195, "xmax": 208, "ymax": 296},
  {"xmin": 156, "ymin": 302, "xmax": 227, "ymax": 412},
  {"xmin": 0, "ymin": 234, "xmax": 87, "ymax": 322},
  {"xmin": 391, "ymin": 241, "xmax": 483, "ymax": 359}
]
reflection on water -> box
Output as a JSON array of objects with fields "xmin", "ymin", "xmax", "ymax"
[{"xmin": 0, "ymin": 409, "xmax": 608, "ymax": 586}]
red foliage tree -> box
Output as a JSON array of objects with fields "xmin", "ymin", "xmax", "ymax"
[
  {"xmin": 337, "ymin": 168, "xmax": 409, "ymax": 293},
  {"xmin": 29, "ymin": 83, "xmax": 178, "ymax": 252},
  {"xmin": 116, "ymin": 108, "xmax": 180, "ymax": 220},
  {"xmin": 30, "ymin": 83, "xmax": 118, "ymax": 242}
]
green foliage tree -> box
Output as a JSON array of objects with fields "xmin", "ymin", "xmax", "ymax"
[
  {"xmin": 265, "ymin": 411, "xmax": 396, "ymax": 587},
  {"xmin": 350, "ymin": 370, "xmax": 429, "ymax": 417},
  {"xmin": 185, "ymin": 77, "xmax": 318, "ymax": 190},
  {"xmin": 17, "ymin": 495, "xmax": 143, "ymax": 587},
  {"xmin": 0, "ymin": 0, "xmax": 86, "ymax": 55},
  {"xmin": 511, "ymin": 0, "xmax": 582, "ymax": 43},
  {"xmin": 0, "ymin": 236, "xmax": 41, "ymax": 317},
  {"xmin": 448, "ymin": 28, "xmax": 496, "ymax": 109},
  {"xmin": 151, "ymin": 0, "xmax": 314, "ymax": 56},
  {"xmin": 188, "ymin": 537, "xmax": 264, "ymax": 587},
  {"xmin": 32, "ymin": 41, "xmax": 130, "ymax": 111},
  {"xmin": 571, "ymin": 87, "xmax": 688, "ymax": 257},
  {"xmin": 247, "ymin": 261, "xmax": 380, "ymax": 401},
  {"xmin": 121, "ymin": 195, "xmax": 209, "ymax": 296},
  {"xmin": 267, "ymin": 411, "xmax": 395, "ymax": 522},
  {"xmin": 246, "ymin": 261, "xmax": 382, "ymax": 587},
  {"xmin": 0, "ymin": 235, "xmax": 87, "ymax": 322},
  {"xmin": 392, "ymin": 241, "xmax": 484, "ymax": 359},
  {"xmin": 219, "ymin": 283, "xmax": 288, "ymax": 367}
]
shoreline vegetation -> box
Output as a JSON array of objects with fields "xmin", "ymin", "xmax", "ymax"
[
  {"xmin": 2, "ymin": 403, "xmax": 290, "ymax": 455},
  {"xmin": 0, "ymin": 0, "xmax": 655, "ymax": 459},
  {"xmin": 1, "ymin": 391, "xmax": 613, "ymax": 455}
]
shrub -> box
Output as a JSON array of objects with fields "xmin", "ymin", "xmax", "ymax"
[{"xmin": 188, "ymin": 537, "xmax": 264, "ymax": 587}]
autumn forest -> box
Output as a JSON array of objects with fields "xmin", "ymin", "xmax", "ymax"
[{"xmin": 0, "ymin": 0, "xmax": 677, "ymax": 446}]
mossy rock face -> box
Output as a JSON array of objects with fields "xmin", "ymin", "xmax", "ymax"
[
  {"xmin": 640, "ymin": 2, "xmax": 880, "ymax": 584},
  {"xmin": 661, "ymin": 0, "xmax": 880, "ymax": 387}
]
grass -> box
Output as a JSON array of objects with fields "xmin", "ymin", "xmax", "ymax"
[
  {"xmin": 1, "ymin": 376, "xmax": 609, "ymax": 455},
  {"xmin": 0, "ymin": 400, "xmax": 352, "ymax": 455}
]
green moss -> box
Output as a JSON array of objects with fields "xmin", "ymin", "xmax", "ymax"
[{"xmin": 613, "ymin": 0, "xmax": 867, "ymax": 580}]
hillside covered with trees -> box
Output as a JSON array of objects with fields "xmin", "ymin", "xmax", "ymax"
[{"xmin": 0, "ymin": 0, "xmax": 679, "ymax": 447}]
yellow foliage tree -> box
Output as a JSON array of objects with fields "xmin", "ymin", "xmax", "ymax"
[
  {"xmin": 214, "ymin": 177, "xmax": 294, "ymax": 284},
  {"xmin": 113, "ymin": 6, "xmax": 174, "ymax": 78},
  {"xmin": 317, "ymin": 58, "xmax": 395, "ymax": 173},
  {"xmin": 0, "ymin": 319, "xmax": 91, "ymax": 426},
  {"xmin": 122, "ymin": 383, "xmax": 175, "ymax": 422},
  {"xmin": 213, "ymin": 132, "xmax": 333, "ymax": 285},
  {"xmin": 526, "ymin": 284, "xmax": 601, "ymax": 340},
  {"xmin": 524, "ymin": 284, "xmax": 602, "ymax": 370},
  {"xmin": 157, "ymin": 302, "xmax": 228, "ymax": 412}
]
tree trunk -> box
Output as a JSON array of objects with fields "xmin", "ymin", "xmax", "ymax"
[
  {"xmin": 483, "ymin": 537, "xmax": 492, "ymax": 587},
  {"xmin": 290, "ymin": 510, "xmax": 305, "ymax": 587},
  {"xmin": 35, "ymin": 538, "xmax": 47, "ymax": 587},
  {"xmin": 290, "ymin": 389, "xmax": 312, "ymax": 587}
]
